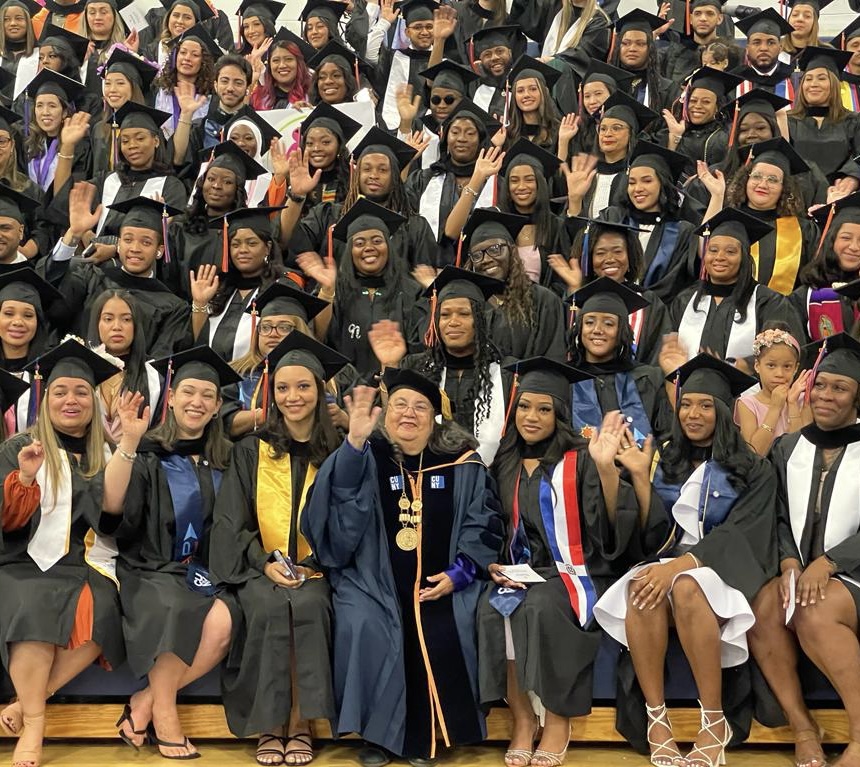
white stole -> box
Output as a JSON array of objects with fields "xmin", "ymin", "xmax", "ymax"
[
  {"xmin": 145, "ymin": 361, "xmax": 161, "ymax": 423},
  {"xmin": 440, "ymin": 361, "xmax": 505, "ymax": 464},
  {"xmin": 473, "ymin": 84, "xmax": 496, "ymax": 112},
  {"xmin": 207, "ymin": 287, "xmax": 258, "ymax": 362},
  {"xmin": 13, "ymin": 371, "xmax": 30, "ymax": 435},
  {"xmin": 418, "ymin": 172, "xmax": 495, "ymax": 241},
  {"xmin": 382, "ymin": 50, "xmax": 413, "ymax": 130},
  {"xmin": 672, "ymin": 461, "xmax": 708, "ymax": 547},
  {"xmin": 96, "ymin": 175, "xmax": 167, "ymax": 235},
  {"xmin": 589, "ymin": 172, "xmax": 617, "ymax": 217},
  {"xmin": 678, "ymin": 286, "xmax": 758, "ymax": 361},
  {"xmin": 542, "ymin": 9, "xmax": 583, "ymax": 57}
]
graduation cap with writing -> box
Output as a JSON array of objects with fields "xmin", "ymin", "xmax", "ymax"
[
  {"xmin": 248, "ymin": 279, "xmax": 329, "ymax": 323},
  {"xmin": 308, "ymin": 39, "xmax": 372, "ymax": 78},
  {"xmin": 629, "ymin": 140, "xmax": 688, "ymax": 184},
  {"xmin": 300, "ymin": 0, "xmax": 347, "ymax": 24},
  {"xmin": 739, "ymin": 137, "xmax": 809, "ymax": 177},
  {"xmin": 787, "ymin": 0, "xmax": 836, "ymax": 15},
  {"xmin": 694, "ymin": 206, "xmax": 773, "ymax": 248},
  {"xmin": 504, "ymin": 356, "xmax": 593, "ymax": 403},
  {"xmin": 267, "ymin": 329, "xmax": 349, "ymax": 381},
  {"xmin": 150, "ymin": 345, "xmax": 242, "ymax": 392},
  {"xmin": 236, "ymin": 0, "xmax": 285, "ymax": 22},
  {"xmin": 601, "ymin": 90, "xmax": 658, "ymax": 132},
  {"xmin": 160, "ymin": 0, "xmax": 215, "ymax": 22},
  {"xmin": 331, "ymin": 197, "xmax": 406, "ymax": 242},
  {"xmin": 0, "ymin": 183, "xmax": 41, "ymax": 224},
  {"xmin": 469, "ymin": 24, "xmax": 527, "ymax": 59},
  {"xmin": 805, "ymin": 332, "xmax": 860, "ymax": 383},
  {"xmin": 202, "ymin": 140, "xmax": 267, "ymax": 185},
  {"xmin": 420, "ymin": 59, "xmax": 479, "ymax": 94},
  {"xmin": 614, "ymin": 8, "xmax": 665, "ymax": 35},
  {"xmin": 667, "ymin": 353, "xmax": 757, "ymax": 405},
  {"xmin": 685, "ymin": 66, "xmax": 742, "ymax": 101},
  {"xmin": 352, "ymin": 126, "xmax": 417, "ymax": 171},
  {"xmin": 572, "ymin": 276, "xmax": 649, "ymax": 318},
  {"xmin": 424, "ymin": 265, "xmax": 506, "ymax": 304},
  {"xmin": 100, "ymin": 46, "xmax": 160, "ymax": 91},
  {"xmin": 38, "ymin": 24, "xmax": 89, "ymax": 66},
  {"xmin": 724, "ymin": 88, "xmax": 791, "ymax": 121},
  {"xmin": 508, "ymin": 55, "xmax": 561, "ymax": 90},
  {"xmin": 463, "ymin": 208, "xmax": 528, "ymax": 252},
  {"xmin": 114, "ymin": 100, "xmax": 171, "ymax": 133},
  {"xmin": 382, "ymin": 367, "xmax": 449, "ymax": 417},
  {"xmin": 502, "ymin": 138, "xmax": 562, "ymax": 179},
  {"xmin": 168, "ymin": 22, "xmax": 222, "ymax": 60},
  {"xmin": 26, "ymin": 337, "xmax": 122, "ymax": 388},
  {"xmin": 269, "ymin": 26, "xmax": 316, "ymax": 63},
  {"xmin": 735, "ymin": 8, "xmax": 794, "ymax": 39},
  {"xmin": 834, "ymin": 16, "xmax": 860, "ymax": 49},
  {"xmin": 396, "ymin": 0, "xmax": 438, "ymax": 23},
  {"xmin": 797, "ymin": 46, "xmax": 852, "ymax": 75},
  {"xmin": 299, "ymin": 101, "xmax": 361, "ymax": 144},
  {"xmin": 0, "ymin": 368, "xmax": 29, "ymax": 412},
  {"xmin": 24, "ymin": 69, "xmax": 85, "ymax": 105},
  {"xmin": 584, "ymin": 58, "xmax": 635, "ymax": 90},
  {"xmin": 0, "ymin": 267, "xmax": 62, "ymax": 316},
  {"xmin": 225, "ymin": 106, "xmax": 282, "ymax": 154}
]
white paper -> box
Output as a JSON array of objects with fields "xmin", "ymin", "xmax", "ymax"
[
  {"xmin": 499, "ymin": 564, "xmax": 546, "ymax": 584},
  {"xmin": 785, "ymin": 570, "xmax": 796, "ymax": 626},
  {"xmin": 120, "ymin": 3, "xmax": 151, "ymax": 34}
]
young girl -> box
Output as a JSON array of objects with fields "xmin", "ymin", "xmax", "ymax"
[{"xmin": 734, "ymin": 322, "xmax": 811, "ymax": 456}]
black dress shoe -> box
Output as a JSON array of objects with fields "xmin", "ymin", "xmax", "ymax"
[
  {"xmin": 357, "ymin": 745, "xmax": 391, "ymax": 766},
  {"xmin": 408, "ymin": 758, "xmax": 438, "ymax": 766}
]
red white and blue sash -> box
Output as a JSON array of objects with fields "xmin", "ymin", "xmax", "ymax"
[
  {"xmin": 538, "ymin": 451, "xmax": 597, "ymax": 627},
  {"xmin": 738, "ymin": 78, "xmax": 794, "ymax": 101}
]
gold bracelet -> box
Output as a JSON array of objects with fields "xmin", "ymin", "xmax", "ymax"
[
  {"xmin": 191, "ymin": 302, "xmax": 210, "ymax": 314},
  {"xmin": 685, "ymin": 552, "xmax": 700, "ymax": 568},
  {"xmin": 463, "ymin": 185, "xmax": 480, "ymax": 197},
  {"xmin": 58, "ymin": 151, "xmax": 74, "ymax": 160},
  {"xmin": 759, "ymin": 422, "xmax": 774, "ymax": 433},
  {"xmin": 788, "ymin": 414, "xmax": 801, "ymax": 420},
  {"xmin": 318, "ymin": 290, "xmax": 335, "ymax": 301}
]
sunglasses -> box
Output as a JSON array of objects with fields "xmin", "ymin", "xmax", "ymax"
[{"xmin": 431, "ymin": 94, "xmax": 457, "ymax": 106}]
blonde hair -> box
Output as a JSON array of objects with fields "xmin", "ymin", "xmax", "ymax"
[
  {"xmin": 29, "ymin": 381, "xmax": 108, "ymax": 490},
  {"xmin": 82, "ymin": 3, "xmax": 127, "ymax": 61},
  {"xmin": 781, "ymin": 9, "xmax": 820, "ymax": 54},
  {"xmin": 0, "ymin": 3, "xmax": 35, "ymax": 57},
  {"xmin": 789, "ymin": 68, "xmax": 849, "ymax": 123},
  {"xmin": 551, "ymin": 0, "xmax": 609, "ymax": 55}
]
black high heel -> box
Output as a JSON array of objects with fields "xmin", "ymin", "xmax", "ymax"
[
  {"xmin": 116, "ymin": 704, "xmax": 148, "ymax": 752},
  {"xmin": 146, "ymin": 723, "xmax": 202, "ymax": 760}
]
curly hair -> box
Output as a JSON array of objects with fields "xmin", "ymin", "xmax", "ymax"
[
  {"xmin": 154, "ymin": 41, "xmax": 215, "ymax": 95},
  {"xmin": 309, "ymin": 59, "xmax": 357, "ymax": 105},
  {"xmin": 788, "ymin": 68, "xmax": 849, "ymax": 124},
  {"xmin": 799, "ymin": 215, "xmax": 860, "ymax": 287},
  {"xmin": 725, "ymin": 162, "xmax": 806, "ymax": 216},
  {"xmin": 464, "ymin": 241, "xmax": 534, "ymax": 328},
  {"xmin": 507, "ymin": 76, "xmax": 560, "ymax": 150},
  {"xmin": 702, "ymin": 39, "xmax": 742, "ymax": 71},
  {"xmin": 250, "ymin": 40, "xmax": 312, "ymax": 109},
  {"xmin": 343, "ymin": 154, "xmax": 414, "ymax": 215},
  {"xmin": 719, "ymin": 111, "xmax": 779, "ymax": 180}
]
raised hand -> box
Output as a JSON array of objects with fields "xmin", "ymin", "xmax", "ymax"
[
  {"xmin": 17, "ymin": 440, "xmax": 44, "ymax": 484},
  {"xmin": 345, "ymin": 385, "xmax": 383, "ymax": 449},
  {"xmin": 288, "ymin": 148, "xmax": 323, "ymax": 196},
  {"xmin": 547, "ymin": 252, "xmax": 583, "ymax": 290},
  {"xmin": 696, "ymin": 161, "xmax": 725, "ymax": 199},
  {"xmin": 788, "ymin": 370, "xmax": 811, "ymax": 406},
  {"xmin": 295, "ymin": 251, "xmax": 336, "ymax": 290},
  {"xmin": 60, "ymin": 111, "xmax": 91, "ymax": 150},
  {"xmin": 396, "ymin": 83, "xmax": 421, "ymax": 124},
  {"xmin": 368, "ymin": 319, "xmax": 407, "ymax": 368},
  {"xmin": 405, "ymin": 130, "xmax": 432, "ymax": 158},
  {"xmin": 658, "ymin": 332, "xmax": 689, "ymax": 375},
  {"xmin": 489, "ymin": 118, "xmax": 507, "ymax": 148},
  {"xmin": 561, "ymin": 154, "xmax": 597, "ymax": 201},
  {"xmin": 433, "ymin": 5, "xmax": 457, "ymax": 40},
  {"xmin": 615, "ymin": 430, "xmax": 655, "ymax": 479},
  {"xmin": 269, "ymin": 138, "xmax": 289, "ymax": 179},
  {"xmin": 380, "ymin": 0, "xmax": 399, "ymax": 24},
  {"xmin": 662, "ymin": 109, "xmax": 685, "ymax": 139},
  {"xmin": 123, "ymin": 27, "xmax": 139, "ymax": 52},
  {"xmin": 68, "ymin": 181, "xmax": 103, "ymax": 238},
  {"xmin": 190, "ymin": 264, "xmax": 220, "ymax": 306},
  {"xmin": 558, "ymin": 113, "xmax": 580, "ymax": 143},
  {"xmin": 587, "ymin": 410, "xmax": 626, "ymax": 469},
  {"xmin": 174, "ymin": 80, "xmax": 207, "ymax": 116},
  {"xmin": 411, "ymin": 264, "xmax": 437, "ymax": 289},
  {"xmin": 472, "ymin": 146, "xmax": 505, "ymax": 183},
  {"xmin": 116, "ymin": 391, "xmax": 150, "ymax": 449},
  {"xmin": 770, "ymin": 383, "xmax": 789, "ymax": 410}
]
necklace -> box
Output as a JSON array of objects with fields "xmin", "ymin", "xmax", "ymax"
[{"xmin": 396, "ymin": 450, "xmax": 424, "ymax": 551}]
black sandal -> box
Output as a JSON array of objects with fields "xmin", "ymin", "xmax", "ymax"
[
  {"xmin": 283, "ymin": 733, "xmax": 314, "ymax": 766},
  {"xmin": 116, "ymin": 704, "xmax": 148, "ymax": 751},
  {"xmin": 147, "ymin": 726, "xmax": 202, "ymax": 761},
  {"xmin": 256, "ymin": 733, "xmax": 286, "ymax": 766}
]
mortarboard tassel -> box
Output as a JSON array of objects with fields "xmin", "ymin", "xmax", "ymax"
[
  {"xmin": 699, "ymin": 226, "xmax": 710, "ymax": 281},
  {"xmin": 685, "ymin": 0, "xmax": 691, "ymax": 36},
  {"xmin": 607, "ymin": 29, "xmax": 617, "ymax": 63},
  {"xmin": 261, "ymin": 356, "xmax": 270, "ymax": 414},
  {"xmin": 581, "ymin": 223, "xmax": 591, "ymax": 278},
  {"xmin": 815, "ymin": 203, "xmax": 836, "ymax": 262},
  {"xmin": 160, "ymin": 360, "xmax": 173, "ymax": 424},
  {"xmin": 500, "ymin": 371, "xmax": 519, "ymax": 437},
  {"xmin": 423, "ymin": 288, "xmax": 439, "ymax": 347},
  {"xmin": 221, "ymin": 215, "xmax": 229, "ymax": 272},
  {"xmin": 727, "ymin": 101, "xmax": 740, "ymax": 148},
  {"xmin": 326, "ymin": 223, "xmax": 335, "ymax": 268},
  {"xmin": 454, "ymin": 232, "xmax": 465, "ymax": 267},
  {"xmin": 30, "ymin": 364, "xmax": 42, "ymax": 426},
  {"xmin": 249, "ymin": 299, "xmax": 257, "ymax": 338},
  {"xmin": 806, "ymin": 338, "xmax": 828, "ymax": 402},
  {"xmin": 161, "ymin": 205, "xmax": 171, "ymax": 264},
  {"xmin": 468, "ymin": 39, "xmax": 477, "ymax": 73}
]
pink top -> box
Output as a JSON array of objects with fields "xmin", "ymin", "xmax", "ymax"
[
  {"xmin": 517, "ymin": 245, "xmax": 542, "ymax": 284},
  {"xmin": 734, "ymin": 393, "xmax": 789, "ymax": 438}
]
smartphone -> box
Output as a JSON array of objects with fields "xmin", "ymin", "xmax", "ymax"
[{"xmin": 272, "ymin": 549, "xmax": 299, "ymax": 580}]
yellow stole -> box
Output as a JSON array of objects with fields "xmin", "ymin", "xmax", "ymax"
[
  {"xmin": 256, "ymin": 441, "xmax": 317, "ymax": 561},
  {"xmin": 750, "ymin": 216, "xmax": 802, "ymax": 296}
]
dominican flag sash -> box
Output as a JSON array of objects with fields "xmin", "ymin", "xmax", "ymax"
[{"xmin": 539, "ymin": 451, "xmax": 597, "ymax": 627}]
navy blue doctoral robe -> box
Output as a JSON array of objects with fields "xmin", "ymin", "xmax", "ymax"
[{"xmin": 301, "ymin": 438, "xmax": 503, "ymax": 755}]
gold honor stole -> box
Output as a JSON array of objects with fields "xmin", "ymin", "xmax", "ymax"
[
  {"xmin": 750, "ymin": 216, "xmax": 802, "ymax": 296},
  {"xmin": 256, "ymin": 441, "xmax": 317, "ymax": 561}
]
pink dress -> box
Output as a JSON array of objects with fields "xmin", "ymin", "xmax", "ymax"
[{"xmin": 734, "ymin": 393, "xmax": 789, "ymax": 438}]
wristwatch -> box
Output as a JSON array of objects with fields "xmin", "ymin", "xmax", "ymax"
[{"xmin": 287, "ymin": 186, "xmax": 307, "ymax": 204}]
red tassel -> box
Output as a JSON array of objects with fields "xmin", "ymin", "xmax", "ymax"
[
  {"xmin": 806, "ymin": 338, "xmax": 828, "ymax": 402},
  {"xmin": 326, "ymin": 223, "xmax": 335, "ymax": 268},
  {"xmin": 221, "ymin": 216, "xmax": 229, "ymax": 272},
  {"xmin": 673, "ymin": 371, "xmax": 681, "ymax": 409},
  {"xmin": 500, "ymin": 372, "xmax": 519, "ymax": 437},
  {"xmin": 161, "ymin": 206, "xmax": 170, "ymax": 264},
  {"xmin": 33, "ymin": 364, "xmax": 42, "ymax": 415},
  {"xmin": 469, "ymin": 39, "xmax": 477, "ymax": 73},
  {"xmin": 728, "ymin": 101, "xmax": 739, "ymax": 148},
  {"xmin": 354, "ymin": 57, "xmax": 360, "ymax": 87},
  {"xmin": 160, "ymin": 360, "xmax": 173, "ymax": 424},
  {"xmin": 607, "ymin": 29, "xmax": 616, "ymax": 62},
  {"xmin": 699, "ymin": 230, "xmax": 710, "ymax": 281},
  {"xmin": 423, "ymin": 288, "xmax": 439, "ymax": 347},
  {"xmin": 455, "ymin": 233, "xmax": 465, "ymax": 267},
  {"xmin": 685, "ymin": 0, "xmax": 691, "ymax": 36},
  {"xmin": 261, "ymin": 357, "xmax": 270, "ymax": 414},
  {"xmin": 815, "ymin": 203, "xmax": 836, "ymax": 261}
]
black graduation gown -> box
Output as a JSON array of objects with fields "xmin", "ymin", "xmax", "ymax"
[
  {"xmin": 581, "ymin": 159, "xmax": 626, "ymax": 218},
  {"xmin": 111, "ymin": 442, "xmax": 237, "ymax": 678},
  {"xmin": 302, "ymin": 437, "xmax": 505, "ymax": 758},
  {"xmin": 450, "ymin": 0, "xmax": 509, "ymax": 64},
  {"xmin": 162, "ymin": 218, "xmax": 223, "ymax": 300},
  {"xmin": 289, "ymin": 200, "xmax": 437, "ymax": 269},
  {"xmin": 665, "ymin": 0, "xmax": 735, "ymax": 37},
  {"xmin": 175, "ymin": 100, "xmax": 242, "ymax": 190},
  {"xmin": 467, "ymin": 76, "xmax": 508, "ymax": 122},
  {"xmin": 0, "ymin": 434, "xmax": 124, "ymax": 668},
  {"xmin": 41, "ymin": 261, "xmax": 191, "ymax": 358},
  {"xmin": 200, "ymin": 282, "xmax": 262, "ymax": 362},
  {"xmin": 478, "ymin": 450, "xmax": 667, "ymax": 717},
  {"xmin": 209, "ymin": 436, "xmax": 335, "ymax": 737},
  {"xmin": 139, "ymin": 6, "xmax": 234, "ymax": 53},
  {"xmin": 788, "ymin": 112, "xmax": 860, "ymax": 182},
  {"xmin": 405, "ymin": 164, "xmax": 476, "ymax": 246},
  {"xmin": 732, "ymin": 62, "xmax": 793, "ymax": 94},
  {"xmin": 374, "ymin": 46, "xmax": 432, "ymax": 130},
  {"xmin": 508, "ymin": 0, "xmax": 611, "ymax": 62},
  {"xmin": 622, "ymin": 70, "xmax": 682, "ymax": 115},
  {"xmin": 660, "ymin": 37, "xmax": 702, "ymax": 84},
  {"xmin": 659, "ymin": 120, "xmax": 729, "ymax": 176},
  {"xmin": 487, "ymin": 284, "xmax": 566, "ymax": 360}
]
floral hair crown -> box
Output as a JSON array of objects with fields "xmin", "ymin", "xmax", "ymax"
[{"xmin": 752, "ymin": 328, "xmax": 800, "ymax": 358}]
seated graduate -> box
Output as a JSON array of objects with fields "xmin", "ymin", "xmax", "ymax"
[
  {"xmin": 568, "ymin": 278, "xmax": 674, "ymax": 445},
  {"xmin": 480, "ymin": 359, "xmax": 666, "ymax": 767},
  {"xmin": 299, "ymin": 0, "xmax": 348, "ymax": 55},
  {"xmin": 42, "ymin": 188, "xmax": 190, "ymax": 358},
  {"xmin": 302, "ymin": 369, "xmax": 504, "ymax": 767},
  {"xmin": 669, "ymin": 208, "xmax": 805, "ymax": 364},
  {"xmin": 497, "ymin": 56, "xmax": 563, "ymax": 156},
  {"xmin": 747, "ymin": 333, "xmax": 860, "ymax": 767},
  {"xmin": 594, "ymin": 354, "xmax": 778, "ymax": 767},
  {"xmin": 103, "ymin": 346, "xmax": 237, "ymax": 760},
  {"xmin": 465, "ymin": 24, "xmax": 527, "ymax": 119},
  {"xmin": 211, "ymin": 332, "xmax": 348, "ymax": 766},
  {"xmin": 249, "ymin": 28, "xmax": 315, "ymax": 111},
  {"xmin": 138, "ymin": 0, "xmax": 217, "ymax": 67},
  {"xmin": 0, "ymin": 339, "xmax": 133, "ymax": 767},
  {"xmin": 508, "ymin": 0, "xmax": 611, "ymax": 66},
  {"xmin": 732, "ymin": 8, "xmax": 794, "ymax": 96},
  {"xmin": 306, "ymin": 40, "xmax": 375, "ymax": 109},
  {"xmin": 0, "ymin": 117, "xmax": 46, "ymax": 261}
]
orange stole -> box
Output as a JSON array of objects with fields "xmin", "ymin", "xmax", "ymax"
[{"xmin": 750, "ymin": 216, "xmax": 802, "ymax": 296}]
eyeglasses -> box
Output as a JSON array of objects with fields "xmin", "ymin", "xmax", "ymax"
[
  {"xmin": 749, "ymin": 171, "xmax": 783, "ymax": 186},
  {"xmin": 468, "ymin": 242, "xmax": 509, "ymax": 263},
  {"xmin": 259, "ymin": 321, "xmax": 295, "ymax": 336},
  {"xmin": 0, "ymin": 138, "xmax": 11, "ymax": 148},
  {"xmin": 431, "ymin": 94, "xmax": 457, "ymax": 106},
  {"xmin": 598, "ymin": 123, "xmax": 629, "ymax": 135},
  {"xmin": 408, "ymin": 22, "xmax": 434, "ymax": 32},
  {"xmin": 390, "ymin": 399, "xmax": 432, "ymax": 416}
]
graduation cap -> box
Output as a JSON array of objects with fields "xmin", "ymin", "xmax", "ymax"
[
  {"xmin": 108, "ymin": 196, "xmax": 183, "ymax": 235},
  {"xmin": 267, "ymin": 329, "xmax": 349, "ymax": 381},
  {"xmin": 469, "ymin": 24, "xmax": 527, "ymax": 58},
  {"xmin": 352, "ymin": 126, "xmax": 417, "ymax": 171},
  {"xmin": 424, "ymin": 265, "xmax": 506, "ymax": 304},
  {"xmin": 502, "ymin": 138, "xmax": 562, "ymax": 179},
  {"xmin": 809, "ymin": 192, "xmax": 860, "ymax": 238},
  {"xmin": 601, "ymin": 90, "xmax": 658, "ymax": 132},
  {"xmin": 299, "ymin": 0, "xmax": 347, "ymax": 24},
  {"xmin": 504, "ymin": 356, "xmax": 593, "ymax": 403},
  {"xmin": 382, "ymin": 367, "xmax": 448, "ymax": 416},
  {"xmin": 685, "ymin": 66, "xmax": 742, "ymax": 101},
  {"xmin": 629, "ymin": 140, "xmax": 688, "ymax": 183},
  {"xmin": 248, "ymin": 279, "xmax": 329, "ymax": 322},
  {"xmin": 307, "ymin": 39, "xmax": 372, "ymax": 77},
  {"xmin": 689, "ymin": 0, "xmax": 723, "ymax": 9},
  {"xmin": 834, "ymin": 16, "xmax": 860, "ymax": 48},
  {"xmin": 91, "ymin": 0, "xmax": 147, "ymax": 11},
  {"xmin": 236, "ymin": 0, "xmax": 285, "ymax": 22},
  {"xmin": 797, "ymin": 46, "xmax": 852, "ymax": 75},
  {"xmin": 100, "ymin": 46, "xmax": 160, "ymax": 91},
  {"xmin": 0, "ymin": 268, "xmax": 62, "ymax": 314},
  {"xmin": 114, "ymin": 100, "xmax": 171, "ymax": 133},
  {"xmin": 419, "ymin": 59, "xmax": 479, "ymax": 94},
  {"xmin": 507, "ymin": 55, "xmax": 561, "ymax": 90},
  {"xmin": 331, "ymin": 197, "xmax": 406, "ymax": 242},
  {"xmin": 572, "ymin": 276, "xmax": 650, "ymax": 318},
  {"xmin": 567, "ymin": 216, "xmax": 644, "ymax": 278},
  {"xmin": 150, "ymin": 345, "xmax": 242, "ymax": 391},
  {"xmin": 168, "ymin": 22, "xmax": 222, "ymax": 60},
  {"xmin": 614, "ymin": 8, "xmax": 665, "ymax": 35},
  {"xmin": 724, "ymin": 88, "xmax": 791, "ymax": 121},
  {"xmin": 25, "ymin": 69, "xmax": 85, "ymax": 105},
  {"xmin": 0, "ymin": 368, "xmax": 29, "ymax": 412},
  {"xmin": 694, "ymin": 206, "xmax": 773, "ymax": 248},
  {"xmin": 269, "ymin": 26, "xmax": 316, "ymax": 63},
  {"xmin": 160, "ymin": 0, "xmax": 215, "ymax": 22},
  {"xmin": 583, "ymin": 58, "xmax": 635, "ymax": 89},
  {"xmin": 26, "ymin": 337, "xmax": 122, "ymax": 388},
  {"xmin": 0, "ymin": 183, "xmax": 41, "ymax": 224},
  {"xmin": 38, "ymin": 24, "xmax": 89, "ymax": 66},
  {"xmin": 735, "ymin": 7, "xmax": 794, "ymax": 39},
  {"xmin": 787, "ymin": 0, "xmax": 836, "ymax": 14},
  {"xmin": 214, "ymin": 206, "xmax": 281, "ymax": 238},
  {"xmin": 397, "ymin": 0, "xmax": 438, "ymax": 24},
  {"xmin": 739, "ymin": 137, "xmax": 809, "ymax": 177},
  {"xmin": 463, "ymin": 208, "xmax": 528, "ymax": 249},
  {"xmin": 299, "ymin": 101, "xmax": 361, "ymax": 144},
  {"xmin": 440, "ymin": 97, "xmax": 494, "ymax": 136},
  {"xmin": 805, "ymin": 332, "xmax": 860, "ymax": 383},
  {"xmin": 4, "ymin": 0, "xmax": 45, "ymax": 18},
  {"xmin": 0, "ymin": 104, "xmax": 20, "ymax": 135},
  {"xmin": 225, "ymin": 107, "xmax": 282, "ymax": 155},
  {"xmin": 202, "ymin": 140, "xmax": 267, "ymax": 184},
  {"xmin": 668, "ymin": 353, "xmax": 758, "ymax": 405}
]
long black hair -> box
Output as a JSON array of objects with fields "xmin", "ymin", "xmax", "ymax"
[
  {"xmin": 497, "ymin": 166, "xmax": 557, "ymax": 254},
  {"xmin": 618, "ymin": 162, "xmax": 682, "ymax": 219},
  {"xmin": 210, "ymin": 230, "xmax": 287, "ymax": 316},
  {"xmin": 609, "ymin": 33, "xmax": 665, "ymax": 114},
  {"xmin": 570, "ymin": 223, "xmax": 645, "ymax": 284},
  {"xmin": 800, "ymin": 216, "xmax": 860, "ymax": 288},
  {"xmin": 570, "ymin": 305, "xmax": 635, "ymax": 365},
  {"xmin": 335, "ymin": 231, "xmax": 414, "ymax": 315},
  {"xmin": 694, "ymin": 243, "xmax": 757, "ymax": 322}
]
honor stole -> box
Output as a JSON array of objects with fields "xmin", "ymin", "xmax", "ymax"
[{"xmin": 750, "ymin": 216, "xmax": 802, "ymax": 296}]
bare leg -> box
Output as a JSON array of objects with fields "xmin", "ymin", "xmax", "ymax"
[
  {"xmin": 284, "ymin": 636, "xmax": 312, "ymax": 767},
  {"xmin": 532, "ymin": 710, "xmax": 570, "ymax": 766},
  {"xmin": 503, "ymin": 661, "xmax": 538, "ymax": 767},
  {"xmin": 749, "ymin": 578, "xmax": 823, "ymax": 767},
  {"xmin": 7, "ymin": 642, "xmax": 54, "ymax": 767}
]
